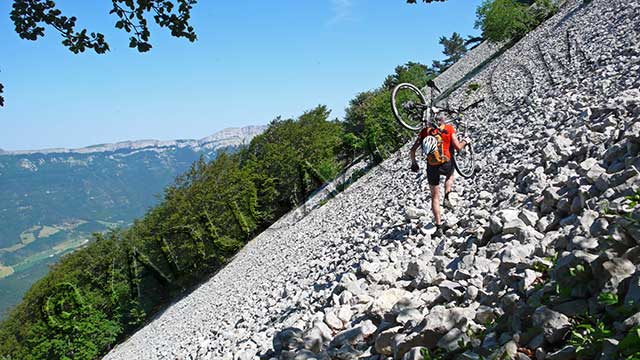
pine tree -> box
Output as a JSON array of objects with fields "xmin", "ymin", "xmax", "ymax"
[{"xmin": 432, "ymin": 32, "xmax": 468, "ymax": 73}]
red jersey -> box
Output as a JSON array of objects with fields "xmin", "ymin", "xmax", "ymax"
[{"xmin": 419, "ymin": 124, "xmax": 455, "ymax": 160}]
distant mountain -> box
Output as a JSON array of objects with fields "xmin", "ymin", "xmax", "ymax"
[
  {"xmin": 2, "ymin": 126, "xmax": 265, "ymax": 156},
  {"xmin": 0, "ymin": 125, "xmax": 265, "ymax": 317}
]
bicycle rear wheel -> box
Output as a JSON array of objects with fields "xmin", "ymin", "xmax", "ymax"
[
  {"xmin": 454, "ymin": 143, "xmax": 475, "ymax": 178},
  {"xmin": 391, "ymin": 83, "xmax": 428, "ymax": 131}
]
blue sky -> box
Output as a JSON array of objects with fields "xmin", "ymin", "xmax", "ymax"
[{"xmin": 0, "ymin": 0, "xmax": 482, "ymax": 151}]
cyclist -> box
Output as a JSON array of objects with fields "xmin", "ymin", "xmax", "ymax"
[{"xmin": 409, "ymin": 111, "xmax": 471, "ymax": 238}]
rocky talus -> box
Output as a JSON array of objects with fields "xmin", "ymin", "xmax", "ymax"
[{"xmin": 105, "ymin": 0, "xmax": 640, "ymax": 359}]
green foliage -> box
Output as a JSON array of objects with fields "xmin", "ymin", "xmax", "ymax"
[
  {"xmin": 432, "ymin": 32, "xmax": 468, "ymax": 73},
  {"xmin": 347, "ymin": 62, "xmax": 431, "ymax": 163},
  {"xmin": 341, "ymin": 132, "xmax": 365, "ymax": 162},
  {"xmin": 421, "ymin": 347, "xmax": 446, "ymax": 360},
  {"xmin": 29, "ymin": 289, "xmax": 121, "ymax": 360},
  {"xmin": 0, "ymin": 233, "xmax": 132, "ymax": 359},
  {"xmin": 568, "ymin": 263, "xmax": 593, "ymax": 285},
  {"xmin": 568, "ymin": 319, "xmax": 612, "ymax": 357},
  {"xmin": 569, "ymin": 264, "xmax": 586, "ymax": 278},
  {"xmin": 531, "ymin": 0, "xmax": 558, "ymax": 22},
  {"xmin": 475, "ymin": 0, "xmax": 537, "ymax": 42},
  {"xmin": 466, "ymin": 82, "xmax": 481, "ymax": 95},
  {"xmin": 626, "ymin": 189, "xmax": 640, "ymax": 208},
  {"xmin": 245, "ymin": 106, "xmax": 344, "ymax": 218},
  {"xmin": 383, "ymin": 62, "xmax": 435, "ymax": 90},
  {"xmin": 229, "ymin": 201, "xmax": 253, "ymax": 239},
  {"xmin": 621, "ymin": 326, "xmax": 640, "ymax": 357},
  {"xmin": 548, "ymin": 282, "xmax": 572, "ymax": 303},
  {"xmin": 3, "ymin": 0, "xmax": 198, "ymax": 107},
  {"xmin": 597, "ymin": 291, "xmax": 619, "ymax": 306},
  {"xmin": 475, "ymin": 0, "xmax": 557, "ymax": 43},
  {"xmin": 214, "ymin": 236, "xmax": 244, "ymax": 253},
  {"xmin": 10, "ymin": 0, "xmax": 196, "ymax": 54},
  {"xmin": 531, "ymin": 260, "xmax": 550, "ymax": 273}
]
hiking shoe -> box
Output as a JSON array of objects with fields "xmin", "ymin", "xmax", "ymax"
[{"xmin": 433, "ymin": 226, "xmax": 445, "ymax": 238}]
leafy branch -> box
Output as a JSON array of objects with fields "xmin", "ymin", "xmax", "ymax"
[
  {"xmin": 11, "ymin": 0, "xmax": 110, "ymax": 54},
  {"xmin": 568, "ymin": 319, "xmax": 612, "ymax": 356},
  {"xmin": 109, "ymin": 0, "xmax": 197, "ymax": 52},
  {"xmin": 2, "ymin": 0, "xmax": 198, "ymax": 107}
]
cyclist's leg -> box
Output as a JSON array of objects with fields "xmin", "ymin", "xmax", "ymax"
[
  {"xmin": 430, "ymin": 184, "xmax": 442, "ymax": 225},
  {"xmin": 446, "ymin": 144, "xmax": 455, "ymax": 195},
  {"xmin": 439, "ymin": 161, "xmax": 453, "ymax": 209},
  {"xmin": 444, "ymin": 169, "xmax": 455, "ymax": 195},
  {"xmin": 427, "ymin": 165, "xmax": 442, "ymax": 225}
]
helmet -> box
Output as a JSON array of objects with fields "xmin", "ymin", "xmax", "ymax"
[{"xmin": 421, "ymin": 136, "xmax": 438, "ymax": 156}]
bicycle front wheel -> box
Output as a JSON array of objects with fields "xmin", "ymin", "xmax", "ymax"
[
  {"xmin": 454, "ymin": 143, "xmax": 476, "ymax": 178},
  {"xmin": 391, "ymin": 83, "xmax": 428, "ymax": 131}
]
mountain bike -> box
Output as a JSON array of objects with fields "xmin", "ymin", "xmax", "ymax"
[{"xmin": 390, "ymin": 80, "xmax": 482, "ymax": 178}]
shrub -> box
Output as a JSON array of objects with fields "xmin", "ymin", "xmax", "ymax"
[{"xmin": 475, "ymin": 0, "xmax": 558, "ymax": 43}]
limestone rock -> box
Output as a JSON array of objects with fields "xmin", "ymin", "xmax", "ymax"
[{"xmin": 532, "ymin": 306, "xmax": 571, "ymax": 345}]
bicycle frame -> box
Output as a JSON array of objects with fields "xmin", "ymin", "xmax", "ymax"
[{"xmin": 391, "ymin": 80, "xmax": 482, "ymax": 178}]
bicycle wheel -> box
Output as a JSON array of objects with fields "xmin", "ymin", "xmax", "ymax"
[
  {"xmin": 391, "ymin": 83, "xmax": 428, "ymax": 131},
  {"xmin": 454, "ymin": 143, "xmax": 475, "ymax": 178}
]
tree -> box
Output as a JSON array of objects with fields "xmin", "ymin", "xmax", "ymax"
[
  {"xmin": 465, "ymin": 35, "xmax": 484, "ymax": 49},
  {"xmin": 431, "ymin": 32, "xmax": 467, "ymax": 73},
  {"xmin": 440, "ymin": 32, "xmax": 467, "ymax": 65},
  {"xmin": 346, "ymin": 62, "xmax": 432, "ymax": 163},
  {"xmin": 383, "ymin": 62, "xmax": 434, "ymax": 91},
  {"xmin": 406, "ymin": 0, "xmax": 559, "ymax": 46},
  {"xmin": 475, "ymin": 0, "xmax": 534, "ymax": 42},
  {"xmin": 245, "ymin": 106, "xmax": 344, "ymax": 219},
  {"xmin": 1, "ymin": 0, "xmax": 198, "ymax": 107},
  {"xmin": 28, "ymin": 286, "xmax": 121, "ymax": 360},
  {"xmin": 475, "ymin": 0, "xmax": 556, "ymax": 43}
]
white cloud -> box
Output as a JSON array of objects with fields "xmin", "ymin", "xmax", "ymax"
[{"xmin": 327, "ymin": 0, "xmax": 353, "ymax": 25}]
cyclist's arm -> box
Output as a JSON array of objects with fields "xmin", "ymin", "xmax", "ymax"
[{"xmin": 451, "ymin": 133, "xmax": 468, "ymax": 151}]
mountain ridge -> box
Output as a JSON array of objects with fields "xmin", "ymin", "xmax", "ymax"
[{"xmin": 0, "ymin": 125, "xmax": 267, "ymax": 156}]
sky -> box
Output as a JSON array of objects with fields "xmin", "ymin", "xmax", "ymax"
[{"xmin": 0, "ymin": 0, "xmax": 483, "ymax": 151}]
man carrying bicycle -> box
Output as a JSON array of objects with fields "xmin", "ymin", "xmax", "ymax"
[{"xmin": 409, "ymin": 111, "xmax": 470, "ymax": 238}]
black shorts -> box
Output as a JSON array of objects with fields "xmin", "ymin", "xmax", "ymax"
[{"xmin": 426, "ymin": 161, "xmax": 454, "ymax": 186}]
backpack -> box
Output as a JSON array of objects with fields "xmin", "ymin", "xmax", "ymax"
[{"xmin": 425, "ymin": 127, "xmax": 450, "ymax": 166}]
